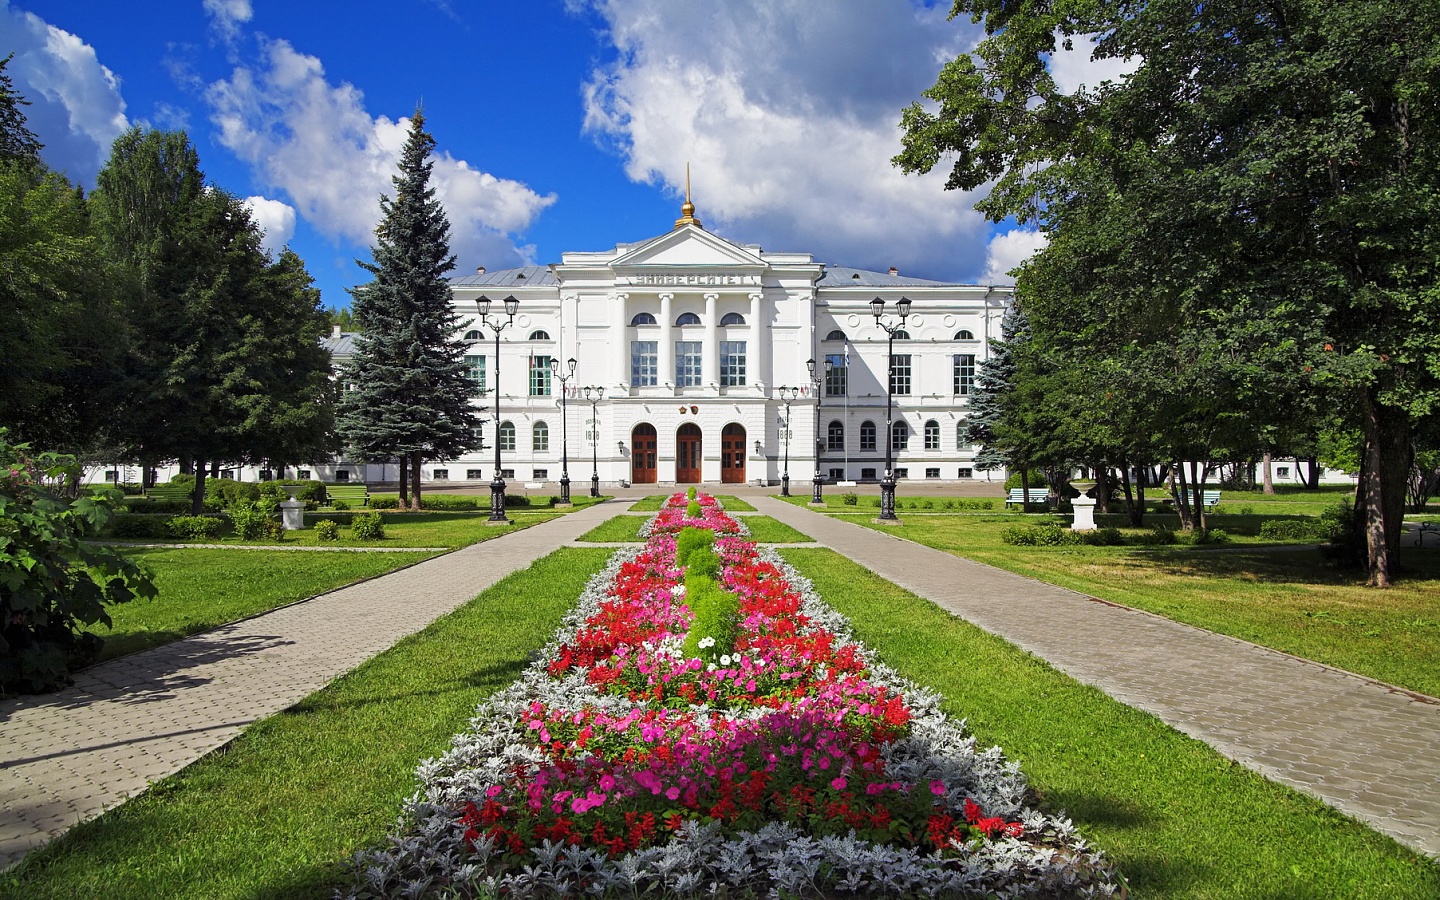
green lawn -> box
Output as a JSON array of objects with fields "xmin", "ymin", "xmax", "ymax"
[
  {"xmin": 90, "ymin": 548, "xmax": 437, "ymax": 662},
  {"xmin": 742, "ymin": 516, "xmax": 812, "ymax": 543},
  {"xmin": 110, "ymin": 509, "xmax": 560, "ymax": 550},
  {"xmin": 781, "ymin": 548, "xmax": 1440, "ymax": 900},
  {"xmin": 575, "ymin": 514, "xmax": 813, "ymax": 544},
  {"xmin": 628, "ymin": 495, "xmax": 668, "ymax": 511},
  {"xmin": 713, "ymin": 494, "xmax": 757, "ymax": 511},
  {"xmin": 576, "ymin": 514, "xmax": 646, "ymax": 542},
  {"xmin": 1, "ymin": 549, "xmax": 613, "ymax": 900}
]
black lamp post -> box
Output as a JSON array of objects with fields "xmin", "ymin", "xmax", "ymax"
[
  {"xmin": 549, "ymin": 357, "xmax": 577, "ymax": 505},
  {"xmin": 870, "ymin": 296, "xmax": 911, "ymax": 521},
  {"xmin": 583, "ymin": 385, "xmax": 604, "ymax": 497},
  {"xmin": 807, "ymin": 357, "xmax": 832, "ymax": 505},
  {"xmin": 776, "ymin": 385, "xmax": 799, "ymax": 496},
  {"xmin": 477, "ymin": 294, "xmax": 519, "ymax": 524}
]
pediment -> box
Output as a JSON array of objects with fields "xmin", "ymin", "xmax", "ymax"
[{"xmin": 611, "ymin": 226, "xmax": 767, "ymax": 271}]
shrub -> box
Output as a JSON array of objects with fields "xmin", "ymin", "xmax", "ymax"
[
  {"xmin": 1000, "ymin": 525, "xmax": 1038, "ymax": 545},
  {"xmin": 123, "ymin": 498, "xmax": 191, "ymax": 515},
  {"xmin": 314, "ymin": 519, "xmax": 341, "ymax": 541},
  {"xmin": 371, "ymin": 497, "xmax": 399, "ymax": 510},
  {"xmin": 165, "ymin": 515, "xmax": 226, "ymax": 540},
  {"xmin": 675, "ymin": 526, "xmax": 717, "ymax": 568},
  {"xmin": 209, "ymin": 479, "xmax": 261, "ymax": 508},
  {"xmin": 350, "ymin": 512, "xmax": 385, "ymax": 541},
  {"xmin": 503, "ymin": 494, "xmax": 530, "ymax": 508},
  {"xmin": 1135, "ymin": 524, "xmax": 1178, "ymax": 545},
  {"xmin": 1001, "ymin": 524, "xmax": 1079, "ymax": 546},
  {"xmin": 1081, "ymin": 527, "xmax": 1126, "ymax": 546},
  {"xmin": 109, "ymin": 514, "xmax": 173, "ymax": 539},
  {"xmin": 920, "ymin": 498, "xmax": 935, "ymax": 509},
  {"xmin": 1004, "ymin": 470, "xmax": 1047, "ymax": 489},
  {"xmin": 1198, "ymin": 528, "xmax": 1231, "ymax": 544},
  {"xmin": 686, "ymin": 486, "xmax": 697, "ymax": 501},
  {"xmin": 686, "ymin": 499, "xmax": 702, "ymax": 518},
  {"xmin": 331, "ymin": 498, "xmax": 350, "ymax": 511},
  {"xmin": 840, "ymin": 492, "xmax": 859, "ymax": 506},
  {"xmin": 421, "ymin": 495, "xmax": 482, "ymax": 510},
  {"xmin": 227, "ymin": 502, "xmax": 275, "ymax": 541},
  {"xmin": 957, "ymin": 498, "xmax": 995, "ymax": 510},
  {"xmin": 866, "ymin": 496, "xmax": 882, "ymax": 507}
]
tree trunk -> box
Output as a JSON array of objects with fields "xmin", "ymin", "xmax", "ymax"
[
  {"xmin": 1262, "ymin": 451, "xmax": 1275, "ymax": 494},
  {"xmin": 179, "ymin": 458, "xmax": 194, "ymax": 475},
  {"xmin": 1359, "ymin": 392, "xmax": 1411, "ymax": 586},
  {"xmin": 410, "ymin": 450, "xmax": 423, "ymax": 510},
  {"xmin": 1094, "ymin": 461, "xmax": 1111, "ymax": 514},
  {"xmin": 1305, "ymin": 455, "xmax": 1321, "ymax": 490},
  {"xmin": 1170, "ymin": 464, "xmax": 1194, "ymax": 531},
  {"xmin": 1020, "ymin": 465, "xmax": 1032, "ymax": 512},
  {"xmin": 1117, "ymin": 457, "xmax": 1145, "ymax": 527},
  {"xmin": 398, "ymin": 456, "xmax": 410, "ymax": 510},
  {"xmin": 191, "ymin": 458, "xmax": 207, "ymax": 515},
  {"xmin": 1190, "ymin": 459, "xmax": 1207, "ymax": 533}
]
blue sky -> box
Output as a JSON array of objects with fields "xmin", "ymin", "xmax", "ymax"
[{"xmin": 0, "ymin": 1, "xmax": 1119, "ymax": 308}]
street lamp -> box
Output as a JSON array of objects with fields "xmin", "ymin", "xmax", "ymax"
[
  {"xmin": 870, "ymin": 296, "xmax": 911, "ymax": 521},
  {"xmin": 477, "ymin": 294, "xmax": 520, "ymax": 524},
  {"xmin": 807, "ymin": 357, "xmax": 832, "ymax": 505},
  {"xmin": 583, "ymin": 385, "xmax": 605, "ymax": 497},
  {"xmin": 549, "ymin": 357, "xmax": 577, "ymax": 505},
  {"xmin": 775, "ymin": 385, "xmax": 800, "ymax": 496}
]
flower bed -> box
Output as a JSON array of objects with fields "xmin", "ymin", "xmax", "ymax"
[{"xmin": 348, "ymin": 493, "xmax": 1117, "ymax": 898}]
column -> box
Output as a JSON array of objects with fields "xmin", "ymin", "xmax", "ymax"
[
  {"xmin": 658, "ymin": 292, "xmax": 674, "ymax": 389},
  {"xmin": 749, "ymin": 291, "xmax": 768, "ymax": 391},
  {"xmin": 610, "ymin": 292, "xmax": 628, "ymax": 388},
  {"xmin": 703, "ymin": 292, "xmax": 720, "ymax": 387}
]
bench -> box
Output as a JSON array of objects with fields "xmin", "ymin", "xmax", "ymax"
[
  {"xmin": 1006, "ymin": 488, "xmax": 1048, "ymax": 508},
  {"xmin": 1414, "ymin": 522, "xmax": 1436, "ymax": 548},
  {"xmin": 1163, "ymin": 490, "xmax": 1222, "ymax": 509},
  {"xmin": 324, "ymin": 483, "xmax": 370, "ymax": 507},
  {"xmin": 146, "ymin": 483, "xmax": 195, "ymax": 503}
]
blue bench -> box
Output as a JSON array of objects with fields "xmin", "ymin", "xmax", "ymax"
[{"xmin": 1006, "ymin": 488, "xmax": 1048, "ymax": 508}]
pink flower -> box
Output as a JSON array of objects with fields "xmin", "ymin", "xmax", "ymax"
[
  {"xmin": 599, "ymin": 773, "xmax": 616, "ymax": 792},
  {"xmin": 930, "ymin": 780, "xmax": 946, "ymax": 796},
  {"xmin": 487, "ymin": 784, "xmax": 504, "ymax": 798},
  {"xmin": 831, "ymin": 777, "xmax": 848, "ymax": 791},
  {"xmin": 666, "ymin": 786, "xmax": 681, "ymax": 801}
]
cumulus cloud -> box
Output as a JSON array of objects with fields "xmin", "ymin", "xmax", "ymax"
[
  {"xmin": 578, "ymin": 0, "xmax": 994, "ymax": 281},
  {"xmin": 981, "ymin": 228, "xmax": 1047, "ymax": 284},
  {"xmin": 1047, "ymin": 32, "xmax": 1138, "ymax": 95},
  {"xmin": 203, "ymin": 0, "xmax": 253, "ymax": 46},
  {"xmin": 0, "ymin": 0, "xmax": 128, "ymax": 185},
  {"xmin": 243, "ymin": 195, "xmax": 296, "ymax": 256},
  {"xmin": 205, "ymin": 38, "xmax": 555, "ymax": 272}
]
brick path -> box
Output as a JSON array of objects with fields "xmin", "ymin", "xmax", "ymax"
[
  {"xmin": 751, "ymin": 496, "xmax": 1440, "ymax": 858},
  {"xmin": 0, "ymin": 502, "xmax": 618, "ymax": 871}
]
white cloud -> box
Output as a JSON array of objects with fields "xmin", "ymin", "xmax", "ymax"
[
  {"xmin": 205, "ymin": 38, "xmax": 555, "ymax": 272},
  {"xmin": 0, "ymin": 0, "xmax": 129, "ymax": 185},
  {"xmin": 981, "ymin": 228, "xmax": 1047, "ymax": 284},
  {"xmin": 243, "ymin": 195, "xmax": 296, "ymax": 256},
  {"xmin": 203, "ymin": 0, "xmax": 253, "ymax": 45},
  {"xmin": 578, "ymin": 0, "xmax": 995, "ymax": 281},
  {"xmin": 1047, "ymin": 32, "xmax": 1138, "ymax": 95}
]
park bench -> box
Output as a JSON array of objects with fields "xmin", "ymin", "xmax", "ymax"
[
  {"xmin": 1006, "ymin": 487, "xmax": 1049, "ymax": 508},
  {"xmin": 323, "ymin": 483, "xmax": 370, "ymax": 507},
  {"xmin": 146, "ymin": 483, "xmax": 194, "ymax": 503},
  {"xmin": 1163, "ymin": 490, "xmax": 1222, "ymax": 509},
  {"xmin": 1413, "ymin": 522, "xmax": 1435, "ymax": 548}
]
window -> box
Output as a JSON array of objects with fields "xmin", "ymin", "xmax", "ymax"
[
  {"xmin": 676, "ymin": 312, "xmax": 701, "ymax": 326},
  {"xmin": 532, "ymin": 468, "xmax": 548, "ymax": 479},
  {"xmin": 104, "ymin": 470, "xmax": 118, "ymax": 482},
  {"xmin": 499, "ymin": 421, "xmax": 516, "ymax": 451},
  {"xmin": 926, "ymin": 467, "xmax": 941, "ymax": 478},
  {"xmin": 528, "ymin": 329, "xmax": 550, "ymax": 340},
  {"xmin": 433, "ymin": 469, "xmax": 449, "ymax": 480},
  {"xmin": 827, "ymin": 420, "xmax": 844, "ymax": 451},
  {"xmin": 465, "ymin": 329, "xmax": 482, "ymax": 341},
  {"xmin": 860, "ymin": 420, "xmax": 877, "ymax": 451},
  {"xmin": 895, "ymin": 467, "xmax": 910, "ymax": 479},
  {"xmin": 953, "ymin": 354, "xmax": 976, "ymax": 396},
  {"xmin": 958, "ymin": 467, "xmax": 973, "ymax": 478},
  {"xmin": 533, "ymin": 421, "xmax": 549, "ymax": 452},
  {"xmin": 891, "ymin": 330, "xmax": 910, "ymax": 340},
  {"xmin": 924, "ymin": 420, "xmax": 940, "ymax": 450},
  {"xmin": 861, "ymin": 467, "xmax": 877, "ymax": 480},
  {"xmin": 720, "ymin": 312, "xmax": 746, "ymax": 326},
  {"xmin": 530, "ymin": 355, "xmax": 553, "ymax": 395},
  {"xmin": 824, "ymin": 353, "xmax": 847, "ymax": 396},
  {"xmin": 630, "ymin": 312, "xmax": 657, "ymax": 326},
  {"xmin": 335, "ymin": 470, "xmax": 350, "ymax": 482},
  {"xmin": 720, "ymin": 341, "xmax": 747, "ymax": 386},
  {"xmin": 955, "ymin": 329, "xmax": 974, "ymax": 340},
  {"xmin": 466, "ymin": 469, "xmax": 484, "ymax": 480},
  {"xmin": 828, "ymin": 467, "xmax": 844, "ymax": 480},
  {"xmin": 1277, "ymin": 466, "xmax": 1290, "ymax": 478},
  {"xmin": 824, "ymin": 329, "xmax": 847, "ymax": 341},
  {"xmin": 675, "ymin": 341, "xmax": 702, "ymax": 386},
  {"xmin": 464, "ymin": 354, "xmax": 486, "ymax": 388},
  {"xmin": 631, "ymin": 341, "xmax": 658, "ymax": 386},
  {"xmin": 891, "ymin": 421, "xmax": 910, "ymax": 452},
  {"xmin": 890, "ymin": 354, "xmax": 912, "ymax": 395},
  {"xmin": 500, "ymin": 468, "xmax": 515, "ymax": 479},
  {"xmin": 298, "ymin": 469, "xmax": 311, "ymax": 479}
]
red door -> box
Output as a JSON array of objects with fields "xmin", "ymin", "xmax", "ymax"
[
  {"xmin": 676, "ymin": 424, "xmax": 702, "ymax": 483},
  {"xmin": 721, "ymin": 423, "xmax": 746, "ymax": 484},
  {"xmin": 631, "ymin": 423, "xmax": 657, "ymax": 484}
]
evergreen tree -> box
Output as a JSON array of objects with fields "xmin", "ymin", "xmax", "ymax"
[
  {"xmin": 336, "ymin": 110, "xmax": 481, "ymax": 508},
  {"xmin": 0, "ymin": 55, "xmax": 42, "ymax": 165},
  {"xmin": 963, "ymin": 304, "xmax": 1025, "ymax": 475}
]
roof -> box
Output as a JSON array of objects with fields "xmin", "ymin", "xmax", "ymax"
[
  {"xmin": 321, "ymin": 331, "xmax": 359, "ymax": 357},
  {"xmin": 449, "ymin": 266, "xmax": 559, "ymax": 288},
  {"xmin": 815, "ymin": 266, "xmax": 957, "ymax": 287}
]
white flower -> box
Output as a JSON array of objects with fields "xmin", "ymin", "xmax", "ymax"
[
  {"xmin": 672, "ymin": 585, "xmax": 686, "ymax": 597},
  {"xmin": 720, "ymin": 654, "xmax": 733, "ymax": 666},
  {"xmin": 698, "ymin": 636, "xmax": 715, "ymax": 649}
]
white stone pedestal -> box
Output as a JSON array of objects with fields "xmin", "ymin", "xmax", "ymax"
[
  {"xmin": 280, "ymin": 498, "xmax": 306, "ymax": 531},
  {"xmin": 1070, "ymin": 495, "xmax": 1097, "ymax": 531}
]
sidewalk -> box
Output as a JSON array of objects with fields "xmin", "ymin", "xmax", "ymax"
[
  {"xmin": 0, "ymin": 501, "xmax": 618, "ymax": 871},
  {"xmin": 752, "ymin": 496, "xmax": 1440, "ymax": 859}
]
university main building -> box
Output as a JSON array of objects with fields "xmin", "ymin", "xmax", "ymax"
[{"xmin": 329, "ymin": 198, "xmax": 1013, "ymax": 489}]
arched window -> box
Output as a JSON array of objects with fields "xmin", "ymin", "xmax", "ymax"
[
  {"xmin": 827, "ymin": 420, "xmax": 844, "ymax": 452},
  {"xmin": 464, "ymin": 330, "xmax": 482, "ymax": 341},
  {"xmin": 533, "ymin": 421, "xmax": 549, "ymax": 452},
  {"xmin": 955, "ymin": 329, "xmax": 975, "ymax": 340},
  {"xmin": 528, "ymin": 329, "xmax": 550, "ymax": 340},
  {"xmin": 890, "ymin": 330, "xmax": 910, "ymax": 340},
  {"xmin": 630, "ymin": 312, "xmax": 657, "ymax": 326},
  {"xmin": 825, "ymin": 329, "xmax": 847, "ymax": 341},
  {"xmin": 924, "ymin": 420, "xmax": 940, "ymax": 450},
  {"xmin": 720, "ymin": 312, "xmax": 746, "ymax": 326},
  {"xmin": 860, "ymin": 420, "xmax": 877, "ymax": 451},
  {"xmin": 675, "ymin": 312, "xmax": 701, "ymax": 326},
  {"xmin": 499, "ymin": 421, "xmax": 516, "ymax": 451},
  {"xmin": 891, "ymin": 420, "xmax": 910, "ymax": 452}
]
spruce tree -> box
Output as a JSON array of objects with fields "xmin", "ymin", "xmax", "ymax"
[
  {"xmin": 964, "ymin": 304, "xmax": 1028, "ymax": 475},
  {"xmin": 336, "ymin": 110, "xmax": 481, "ymax": 508}
]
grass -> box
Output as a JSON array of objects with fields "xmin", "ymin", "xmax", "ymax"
[
  {"xmin": 576, "ymin": 514, "xmax": 646, "ymax": 542},
  {"xmin": 1, "ymin": 549, "xmax": 614, "ymax": 900},
  {"xmin": 838, "ymin": 511, "xmax": 1440, "ymax": 697},
  {"xmin": 112, "ymin": 510, "xmax": 560, "ymax": 550},
  {"xmin": 575, "ymin": 514, "xmax": 813, "ymax": 544},
  {"xmin": 714, "ymin": 495, "xmax": 757, "ymax": 512},
  {"xmin": 628, "ymin": 495, "xmax": 668, "ymax": 511},
  {"xmin": 91, "ymin": 548, "xmax": 436, "ymax": 662},
  {"xmin": 741, "ymin": 516, "xmax": 812, "ymax": 543},
  {"xmin": 781, "ymin": 548, "xmax": 1440, "ymax": 900}
]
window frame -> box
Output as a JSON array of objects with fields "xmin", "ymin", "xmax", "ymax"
[
  {"xmin": 953, "ymin": 353, "xmax": 976, "ymax": 396},
  {"xmin": 631, "ymin": 341, "xmax": 659, "ymax": 386},
  {"xmin": 720, "ymin": 340, "xmax": 747, "ymax": 386},
  {"xmin": 860, "ymin": 420, "xmax": 877, "ymax": 451},
  {"xmin": 890, "ymin": 354, "xmax": 912, "ymax": 396}
]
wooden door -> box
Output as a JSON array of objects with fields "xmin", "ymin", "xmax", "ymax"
[
  {"xmin": 631, "ymin": 423, "xmax": 657, "ymax": 484},
  {"xmin": 676, "ymin": 423, "xmax": 702, "ymax": 483},
  {"xmin": 721, "ymin": 423, "xmax": 746, "ymax": 484}
]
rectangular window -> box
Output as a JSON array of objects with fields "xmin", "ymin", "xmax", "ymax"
[
  {"xmin": 824, "ymin": 353, "xmax": 847, "ymax": 396},
  {"xmin": 958, "ymin": 467, "xmax": 973, "ymax": 478},
  {"xmin": 861, "ymin": 467, "xmax": 877, "ymax": 480},
  {"xmin": 953, "ymin": 353, "xmax": 976, "ymax": 396},
  {"xmin": 529, "ymin": 355, "xmax": 552, "ymax": 396},
  {"xmin": 335, "ymin": 470, "xmax": 350, "ymax": 482},
  {"xmin": 828, "ymin": 467, "xmax": 844, "ymax": 480},
  {"xmin": 298, "ymin": 469, "xmax": 311, "ymax": 479},
  {"xmin": 433, "ymin": 469, "xmax": 449, "ymax": 480},
  {"xmin": 896, "ymin": 467, "xmax": 910, "ymax": 479},
  {"xmin": 532, "ymin": 468, "xmax": 548, "ymax": 479},
  {"xmin": 464, "ymin": 354, "xmax": 486, "ymax": 389},
  {"xmin": 860, "ymin": 422, "xmax": 876, "ymax": 451},
  {"xmin": 104, "ymin": 470, "xmax": 118, "ymax": 482},
  {"xmin": 720, "ymin": 341, "xmax": 747, "ymax": 386},
  {"xmin": 631, "ymin": 341, "xmax": 658, "ymax": 386},
  {"xmin": 466, "ymin": 469, "xmax": 484, "ymax": 480},
  {"xmin": 890, "ymin": 354, "xmax": 912, "ymax": 396},
  {"xmin": 1277, "ymin": 466, "xmax": 1290, "ymax": 478},
  {"xmin": 500, "ymin": 468, "xmax": 515, "ymax": 479},
  {"xmin": 675, "ymin": 341, "xmax": 702, "ymax": 386},
  {"xmin": 925, "ymin": 467, "xmax": 940, "ymax": 479}
]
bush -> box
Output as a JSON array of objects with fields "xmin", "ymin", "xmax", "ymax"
[
  {"xmin": 421, "ymin": 495, "xmax": 482, "ymax": 510},
  {"xmin": 686, "ymin": 486, "xmax": 697, "ymax": 501},
  {"xmin": 314, "ymin": 519, "xmax": 341, "ymax": 541},
  {"xmin": 1000, "ymin": 525, "xmax": 1038, "ymax": 545},
  {"xmin": 331, "ymin": 498, "xmax": 351, "ymax": 511},
  {"xmin": 957, "ymin": 498, "xmax": 995, "ymax": 510},
  {"xmin": 109, "ymin": 514, "xmax": 173, "ymax": 539},
  {"xmin": 228, "ymin": 502, "xmax": 277, "ymax": 541},
  {"xmin": 165, "ymin": 515, "xmax": 226, "ymax": 540},
  {"xmin": 350, "ymin": 512, "xmax": 385, "ymax": 541},
  {"xmin": 1135, "ymin": 524, "xmax": 1178, "ymax": 545},
  {"xmin": 675, "ymin": 526, "xmax": 717, "ymax": 568},
  {"xmin": 1081, "ymin": 527, "xmax": 1126, "ymax": 546},
  {"xmin": 209, "ymin": 479, "xmax": 262, "ymax": 509},
  {"xmin": 1004, "ymin": 470, "xmax": 1047, "ymax": 489},
  {"xmin": 686, "ymin": 499, "xmax": 702, "ymax": 518},
  {"xmin": 1000, "ymin": 524, "xmax": 1079, "ymax": 546},
  {"xmin": 371, "ymin": 497, "xmax": 399, "ymax": 510},
  {"xmin": 503, "ymin": 494, "xmax": 530, "ymax": 508},
  {"xmin": 840, "ymin": 492, "xmax": 859, "ymax": 506},
  {"xmin": 1197, "ymin": 528, "xmax": 1231, "ymax": 545},
  {"xmin": 274, "ymin": 479, "xmax": 326, "ymax": 503},
  {"xmin": 125, "ymin": 498, "xmax": 191, "ymax": 515}
]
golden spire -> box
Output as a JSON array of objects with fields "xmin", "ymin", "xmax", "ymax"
[{"xmin": 674, "ymin": 163, "xmax": 702, "ymax": 229}]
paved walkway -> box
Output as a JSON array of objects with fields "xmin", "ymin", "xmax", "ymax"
[
  {"xmin": 0, "ymin": 502, "xmax": 618, "ymax": 871},
  {"xmin": 752, "ymin": 496, "xmax": 1440, "ymax": 858}
]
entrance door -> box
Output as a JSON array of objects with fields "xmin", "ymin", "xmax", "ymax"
[
  {"xmin": 631, "ymin": 423, "xmax": 657, "ymax": 484},
  {"xmin": 721, "ymin": 423, "xmax": 746, "ymax": 484},
  {"xmin": 676, "ymin": 423, "xmax": 702, "ymax": 483}
]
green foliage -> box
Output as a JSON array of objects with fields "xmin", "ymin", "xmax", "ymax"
[
  {"xmin": 313, "ymin": 519, "xmax": 341, "ymax": 542},
  {"xmin": 841, "ymin": 492, "xmax": 859, "ymax": 506},
  {"xmin": 109, "ymin": 514, "xmax": 172, "ymax": 539},
  {"xmin": 1082, "ymin": 527, "xmax": 1126, "ymax": 546},
  {"xmin": 674, "ymin": 525, "xmax": 716, "ymax": 568},
  {"xmin": 0, "ymin": 436, "xmax": 156, "ymax": 694},
  {"xmin": 164, "ymin": 516, "xmax": 226, "ymax": 541},
  {"xmin": 503, "ymin": 494, "xmax": 531, "ymax": 508},
  {"xmin": 0, "ymin": 54, "xmax": 42, "ymax": 165},
  {"xmin": 208, "ymin": 479, "xmax": 262, "ymax": 509},
  {"xmin": 227, "ymin": 503, "xmax": 279, "ymax": 541},
  {"xmin": 273, "ymin": 479, "xmax": 326, "ymax": 503},
  {"xmin": 370, "ymin": 497, "xmax": 399, "ymax": 510},
  {"xmin": 686, "ymin": 486, "xmax": 697, "ymax": 501},
  {"xmin": 330, "ymin": 499, "xmax": 351, "ymax": 511},
  {"xmin": 1136, "ymin": 524, "xmax": 1178, "ymax": 546},
  {"xmin": 1004, "ymin": 470, "xmax": 1046, "ymax": 490},
  {"xmin": 349, "ymin": 512, "xmax": 385, "ymax": 541},
  {"xmin": 685, "ymin": 499, "xmax": 702, "ymax": 518},
  {"xmin": 1260, "ymin": 519, "xmax": 1331, "ymax": 541}
]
